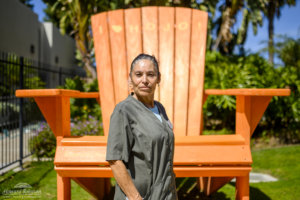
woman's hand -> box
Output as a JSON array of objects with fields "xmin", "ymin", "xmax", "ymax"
[{"xmin": 108, "ymin": 160, "xmax": 143, "ymax": 200}]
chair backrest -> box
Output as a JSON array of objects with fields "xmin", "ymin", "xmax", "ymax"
[{"xmin": 91, "ymin": 6, "xmax": 208, "ymax": 136}]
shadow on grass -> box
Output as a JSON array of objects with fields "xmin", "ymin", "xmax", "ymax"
[
  {"xmin": 175, "ymin": 179, "xmax": 271, "ymax": 200},
  {"xmin": 30, "ymin": 162, "xmax": 54, "ymax": 188},
  {"xmin": 176, "ymin": 178, "xmax": 230, "ymax": 200},
  {"xmin": 106, "ymin": 178, "xmax": 271, "ymax": 200},
  {"xmin": 249, "ymin": 185, "xmax": 271, "ymax": 200},
  {"xmin": 0, "ymin": 161, "xmax": 54, "ymax": 193}
]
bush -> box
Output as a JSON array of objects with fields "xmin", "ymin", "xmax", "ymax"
[
  {"xmin": 204, "ymin": 51, "xmax": 300, "ymax": 143},
  {"xmin": 30, "ymin": 116, "xmax": 103, "ymax": 159},
  {"xmin": 263, "ymin": 66, "xmax": 300, "ymax": 143},
  {"xmin": 71, "ymin": 115, "xmax": 103, "ymax": 136},
  {"xmin": 59, "ymin": 76, "xmax": 101, "ymax": 120},
  {"xmin": 29, "ymin": 123, "xmax": 56, "ymax": 159},
  {"xmin": 204, "ymin": 51, "xmax": 276, "ymax": 130}
]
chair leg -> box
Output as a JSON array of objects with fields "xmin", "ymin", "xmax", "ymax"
[
  {"xmin": 104, "ymin": 178, "xmax": 112, "ymax": 196},
  {"xmin": 57, "ymin": 173, "xmax": 71, "ymax": 200},
  {"xmin": 198, "ymin": 177, "xmax": 209, "ymax": 194},
  {"xmin": 235, "ymin": 175, "xmax": 249, "ymax": 200}
]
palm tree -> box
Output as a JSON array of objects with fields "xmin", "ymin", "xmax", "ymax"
[
  {"xmin": 43, "ymin": 0, "xmax": 112, "ymax": 80},
  {"xmin": 212, "ymin": 0, "xmax": 264, "ymax": 54},
  {"xmin": 262, "ymin": 0, "xmax": 296, "ymax": 65},
  {"xmin": 275, "ymin": 36, "xmax": 300, "ymax": 67}
]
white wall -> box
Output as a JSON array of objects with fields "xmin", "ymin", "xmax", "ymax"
[
  {"xmin": 42, "ymin": 22, "xmax": 76, "ymax": 68},
  {"xmin": 0, "ymin": 0, "xmax": 76, "ymax": 69},
  {"xmin": 0, "ymin": 0, "xmax": 39, "ymax": 61}
]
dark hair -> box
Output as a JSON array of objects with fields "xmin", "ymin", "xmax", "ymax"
[{"xmin": 130, "ymin": 54, "xmax": 160, "ymax": 76}]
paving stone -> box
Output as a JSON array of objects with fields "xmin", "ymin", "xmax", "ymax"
[{"xmin": 231, "ymin": 172, "xmax": 278, "ymax": 183}]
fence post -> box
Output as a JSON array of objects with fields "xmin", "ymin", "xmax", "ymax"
[
  {"xmin": 59, "ymin": 67, "xmax": 62, "ymax": 86},
  {"xmin": 19, "ymin": 57, "xmax": 24, "ymax": 169}
]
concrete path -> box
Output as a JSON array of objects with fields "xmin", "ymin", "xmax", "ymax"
[{"xmin": 231, "ymin": 172, "xmax": 278, "ymax": 183}]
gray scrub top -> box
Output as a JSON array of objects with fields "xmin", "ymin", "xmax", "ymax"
[{"xmin": 106, "ymin": 95, "xmax": 178, "ymax": 200}]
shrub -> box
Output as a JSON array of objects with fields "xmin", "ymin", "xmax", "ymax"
[
  {"xmin": 30, "ymin": 116, "xmax": 103, "ymax": 159},
  {"xmin": 59, "ymin": 76, "xmax": 101, "ymax": 120},
  {"xmin": 71, "ymin": 115, "xmax": 103, "ymax": 136},
  {"xmin": 203, "ymin": 51, "xmax": 300, "ymax": 143},
  {"xmin": 204, "ymin": 51, "xmax": 276, "ymax": 130},
  {"xmin": 29, "ymin": 123, "xmax": 56, "ymax": 159}
]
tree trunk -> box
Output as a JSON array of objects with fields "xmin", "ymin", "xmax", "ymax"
[
  {"xmin": 267, "ymin": 1, "xmax": 275, "ymax": 65},
  {"xmin": 82, "ymin": 56, "xmax": 97, "ymax": 81},
  {"xmin": 212, "ymin": 7, "xmax": 232, "ymax": 52},
  {"xmin": 74, "ymin": 34, "xmax": 97, "ymax": 81},
  {"xmin": 212, "ymin": 32, "xmax": 223, "ymax": 51}
]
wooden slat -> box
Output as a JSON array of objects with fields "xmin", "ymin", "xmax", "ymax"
[
  {"xmin": 15, "ymin": 89, "xmax": 99, "ymax": 99},
  {"xmin": 158, "ymin": 7, "xmax": 175, "ymax": 122},
  {"xmin": 108, "ymin": 10, "xmax": 128, "ymax": 104},
  {"xmin": 60, "ymin": 135, "xmax": 245, "ymax": 146},
  {"xmin": 142, "ymin": 7, "xmax": 159, "ymax": 100},
  {"xmin": 173, "ymin": 7, "xmax": 192, "ymax": 136},
  {"xmin": 16, "ymin": 89, "xmax": 80, "ymax": 97},
  {"xmin": 56, "ymin": 166, "xmax": 113, "ymax": 178},
  {"xmin": 91, "ymin": 13, "xmax": 115, "ymax": 136},
  {"xmin": 61, "ymin": 136, "xmax": 108, "ymax": 146},
  {"xmin": 205, "ymin": 88, "xmax": 291, "ymax": 96},
  {"xmin": 55, "ymin": 166, "xmax": 251, "ymax": 178},
  {"xmin": 175, "ymin": 135, "xmax": 245, "ymax": 146},
  {"xmin": 54, "ymin": 144, "xmax": 251, "ymax": 166},
  {"xmin": 54, "ymin": 146, "xmax": 107, "ymax": 165},
  {"xmin": 125, "ymin": 8, "xmax": 143, "ymax": 74},
  {"xmin": 187, "ymin": 10, "xmax": 208, "ymax": 136},
  {"xmin": 174, "ymin": 166, "xmax": 251, "ymax": 177},
  {"xmin": 174, "ymin": 145, "xmax": 252, "ymax": 165},
  {"xmin": 142, "ymin": 7, "xmax": 158, "ymax": 59}
]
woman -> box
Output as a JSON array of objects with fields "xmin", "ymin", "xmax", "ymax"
[{"xmin": 106, "ymin": 54, "xmax": 177, "ymax": 200}]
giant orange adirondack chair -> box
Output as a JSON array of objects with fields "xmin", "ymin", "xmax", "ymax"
[{"xmin": 16, "ymin": 7, "xmax": 290, "ymax": 200}]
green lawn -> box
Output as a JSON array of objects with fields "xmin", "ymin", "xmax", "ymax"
[{"xmin": 1, "ymin": 145, "xmax": 299, "ymax": 199}]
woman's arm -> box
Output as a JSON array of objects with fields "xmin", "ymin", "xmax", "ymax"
[{"xmin": 109, "ymin": 160, "xmax": 143, "ymax": 200}]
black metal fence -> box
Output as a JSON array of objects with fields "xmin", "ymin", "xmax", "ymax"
[{"xmin": 0, "ymin": 52, "xmax": 85, "ymax": 172}]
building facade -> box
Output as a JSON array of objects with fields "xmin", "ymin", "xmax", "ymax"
[{"xmin": 0, "ymin": 0, "xmax": 77, "ymax": 69}]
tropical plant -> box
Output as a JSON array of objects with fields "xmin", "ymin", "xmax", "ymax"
[
  {"xmin": 261, "ymin": 0, "xmax": 296, "ymax": 64},
  {"xmin": 275, "ymin": 36, "xmax": 300, "ymax": 67},
  {"xmin": 212, "ymin": 0, "xmax": 265, "ymax": 54},
  {"xmin": 204, "ymin": 51, "xmax": 299, "ymax": 143},
  {"xmin": 204, "ymin": 51, "xmax": 276, "ymax": 129},
  {"xmin": 58, "ymin": 76, "xmax": 101, "ymax": 120},
  {"xmin": 43, "ymin": 0, "xmax": 111, "ymax": 80}
]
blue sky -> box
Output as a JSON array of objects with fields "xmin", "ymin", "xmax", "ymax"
[{"xmin": 32, "ymin": 0, "xmax": 300, "ymax": 57}]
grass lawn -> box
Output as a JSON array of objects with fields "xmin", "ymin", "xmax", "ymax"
[{"xmin": 0, "ymin": 145, "xmax": 299, "ymax": 199}]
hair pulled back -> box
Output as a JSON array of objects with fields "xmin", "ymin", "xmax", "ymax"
[{"xmin": 130, "ymin": 54, "xmax": 160, "ymax": 76}]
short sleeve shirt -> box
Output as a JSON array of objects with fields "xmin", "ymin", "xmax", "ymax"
[{"xmin": 106, "ymin": 95, "xmax": 177, "ymax": 200}]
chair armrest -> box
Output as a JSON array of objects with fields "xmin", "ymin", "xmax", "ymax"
[
  {"xmin": 204, "ymin": 88, "xmax": 290, "ymax": 96},
  {"xmin": 203, "ymin": 88, "xmax": 290, "ymax": 144},
  {"xmin": 16, "ymin": 89, "xmax": 99, "ymax": 99},
  {"xmin": 15, "ymin": 89, "xmax": 100, "ymax": 139}
]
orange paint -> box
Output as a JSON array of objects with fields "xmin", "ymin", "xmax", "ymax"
[{"xmin": 15, "ymin": 6, "xmax": 291, "ymax": 200}]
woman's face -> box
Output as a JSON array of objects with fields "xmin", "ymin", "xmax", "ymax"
[{"xmin": 130, "ymin": 59, "xmax": 160, "ymax": 98}]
